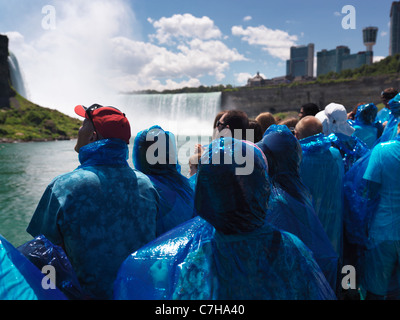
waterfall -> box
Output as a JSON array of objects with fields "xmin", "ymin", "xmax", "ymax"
[
  {"xmin": 8, "ymin": 52, "xmax": 28, "ymax": 99},
  {"xmin": 120, "ymin": 92, "xmax": 221, "ymax": 137}
]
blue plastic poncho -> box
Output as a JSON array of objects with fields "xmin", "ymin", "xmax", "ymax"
[
  {"xmin": 328, "ymin": 132, "xmax": 369, "ymax": 172},
  {"xmin": 344, "ymin": 94, "xmax": 400, "ymax": 248},
  {"xmin": 0, "ymin": 234, "xmax": 66, "ymax": 300},
  {"xmin": 27, "ymin": 138, "xmax": 159, "ymax": 299},
  {"xmin": 18, "ymin": 235, "xmax": 84, "ymax": 300},
  {"xmin": 351, "ymin": 103, "xmax": 383, "ymax": 149},
  {"xmin": 342, "ymin": 96, "xmax": 400, "ymax": 296},
  {"xmin": 133, "ymin": 126, "xmax": 195, "ymax": 236},
  {"xmin": 114, "ymin": 138, "xmax": 336, "ymax": 300},
  {"xmin": 376, "ymin": 107, "xmax": 391, "ymax": 123},
  {"xmin": 377, "ymin": 94, "xmax": 400, "ymax": 144},
  {"xmin": 257, "ymin": 125, "xmax": 339, "ymax": 291},
  {"xmin": 299, "ymin": 133, "xmax": 344, "ymax": 259}
]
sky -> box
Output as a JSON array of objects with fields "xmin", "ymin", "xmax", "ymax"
[{"xmin": 0, "ymin": 0, "xmax": 397, "ymax": 117}]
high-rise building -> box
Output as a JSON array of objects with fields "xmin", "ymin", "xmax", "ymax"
[
  {"xmin": 286, "ymin": 43, "xmax": 314, "ymax": 78},
  {"xmin": 317, "ymin": 46, "xmax": 373, "ymax": 77},
  {"xmin": 390, "ymin": 1, "xmax": 400, "ymax": 55}
]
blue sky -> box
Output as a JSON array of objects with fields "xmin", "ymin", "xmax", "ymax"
[{"xmin": 0, "ymin": 0, "xmax": 396, "ymax": 115}]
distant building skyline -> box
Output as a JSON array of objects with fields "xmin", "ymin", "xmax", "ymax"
[
  {"xmin": 286, "ymin": 43, "xmax": 314, "ymax": 78},
  {"xmin": 390, "ymin": 1, "xmax": 400, "ymax": 55},
  {"xmin": 316, "ymin": 46, "xmax": 373, "ymax": 76}
]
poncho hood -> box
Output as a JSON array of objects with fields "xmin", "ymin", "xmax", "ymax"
[{"xmin": 195, "ymin": 137, "xmax": 270, "ymax": 235}]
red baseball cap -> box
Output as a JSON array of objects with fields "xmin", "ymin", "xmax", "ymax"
[{"xmin": 74, "ymin": 104, "xmax": 131, "ymax": 144}]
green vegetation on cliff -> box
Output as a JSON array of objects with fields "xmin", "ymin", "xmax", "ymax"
[{"xmin": 0, "ymin": 91, "xmax": 81, "ymax": 142}]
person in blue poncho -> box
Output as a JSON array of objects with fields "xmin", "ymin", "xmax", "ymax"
[
  {"xmin": 294, "ymin": 116, "xmax": 345, "ymax": 263},
  {"xmin": 133, "ymin": 125, "xmax": 195, "ymax": 237},
  {"xmin": 376, "ymin": 88, "xmax": 398, "ymax": 124},
  {"xmin": 316, "ymin": 102, "xmax": 369, "ymax": 172},
  {"xmin": 114, "ymin": 138, "xmax": 336, "ymax": 300},
  {"xmin": 27, "ymin": 104, "xmax": 159, "ymax": 300},
  {"xmin": 361, "ymin": 132, "xmax": 400, "ymax": 300},
  {"xmin": 350, "ymin": 103, "xmax": 383, "ymax": 148},
  {"xmin": 343, "ymin": 94, "xmax": 400, "ymax": 299},
  {"xmin": 256, "ymin": 124, "xmax": 339, "ymax": 293}
]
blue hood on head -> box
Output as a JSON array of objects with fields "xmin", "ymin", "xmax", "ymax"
[
  {"xmin": 133, "ymin": 125, "xmax": 181, "ymax": 175},
  {"xmin": 195, "ymin": 137, "xmax": 270, "ymax": 235}
]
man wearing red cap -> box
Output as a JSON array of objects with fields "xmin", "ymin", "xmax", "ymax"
[{"xmin": 27, "ymin": 104, "xmax": 159, "ymax": 300}]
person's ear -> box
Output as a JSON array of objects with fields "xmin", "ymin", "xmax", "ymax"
[{"xmin": 89, "ymin": 131, "xmax": 98, "ymax": 143}]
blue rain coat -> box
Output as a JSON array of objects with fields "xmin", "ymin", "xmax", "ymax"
[
  {"xmin": 18, "ymin": 235, "xmax": 84, "ymax": 300},
  {"xmin": 351, "ymin": 103, "xmax": 383, "ymax": 149},
  {"xmin": 0, "ymin": 234, "xmax": 66, "ymax": 300},
  {"xmin": 343, "ymin": 95, "xmax": 400, "ymax": 296},
  {"xmin": 133, "ymin": 126, "xmax": 195, "ymax": 236},
  {"xmin": 27, "ymin": 138, "xmax": 159, "ymax": 299},
  {"xmin": 376, "ymin": 107, "xmax": 391, "ymax": 123},
  {"xmin": 256, "ymin": 125, "xmax": 339, "ymax": 291},
  {"xmin": 328, "ymin": 132, "xmax": 369, "ymax": 172},
  {"xmin": 344, "ymin": 94, "xmax": 400, "ymax": 247},
  {"xmin": 114, "ymin": 138, "xmax": 336, "ymax": 300},
  {"xmin": 299, "ymin": 133, "xmax": 345, "ymax": 260}
]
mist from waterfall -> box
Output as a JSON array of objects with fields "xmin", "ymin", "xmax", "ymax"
[
  {"xmin": 8, "ymin": 52, "xmax": 28, "ymax": 99},
  {"xmin": 119, "ymin": 92, "xmax": 221, "ymax": 138}
]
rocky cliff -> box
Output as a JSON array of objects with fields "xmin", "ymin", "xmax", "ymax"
[
  {"xmin": 0, "ymin": 34, "xmax": 13, "ymax": 108},
  {"xmin": 221, "ymin": 75, "xmax": 400, "ymax": 118}
]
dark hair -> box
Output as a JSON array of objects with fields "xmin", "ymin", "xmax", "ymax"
[
  {"xmin": 223, "ymin": 110, "xmax": 249, "ymax": 139},
  {"xmin": 381, "ymin": 88, "xmax": 398, "ymax": 101},
  {"xmin": 248, "ymin": 120, "xmax": 263, "ymax": 143},
  {"xmin": 300, "ymin": 103, "xmax": 320, "ymax": 118}
]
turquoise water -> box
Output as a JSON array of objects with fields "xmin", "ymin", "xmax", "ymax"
[
  {"xmin": 0, "ymin": 135, "xmax": 209, "ymax": 247},
  {"xmin": 0, "ymin": 140, "xmax": 79, "ymax": 247}
]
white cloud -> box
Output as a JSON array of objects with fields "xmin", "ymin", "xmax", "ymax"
[
  {"xmin": 235, "ymin": 72, "xmax": 252, "ymax": 85},
  {"xmin": 148, "ymin": 13, "xmax": 222, "ymax": 45},
  {"xmin": 6, "ymin": 4, "xmax": 246, "ymax": 116},
  {"xmin": 373, "ymin": 56, "xmax": 385, "ymax": 63},
  {"xmin": 111, "ymin": 37, "xmax": 246, "ymax": 90},
  {"xmin": 333, "ymin": 11, "xmax": 341, "ymax": 17},
  {"xmin": 231, "ymin": 25, "xmax": 297, "ymax": 60},
  {"xmin": 243, "ymin": 16, "xmax": 252, "ymax": 22},
  {"xmin": 381, "ymin": 31, "xmax": 388, "ymax": 37}
]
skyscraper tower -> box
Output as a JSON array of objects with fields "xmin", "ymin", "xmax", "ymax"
[
  {"xmin": 390, "ymin": 1, "xmax": 400, "ymax": 56},
  {"xmin": 363, "ymin": 26, "xmax": 378, "ymax": 64}
]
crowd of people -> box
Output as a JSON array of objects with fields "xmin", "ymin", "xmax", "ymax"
[{"xmin": 1, "ymin": 87, "xmax": 400, "ymax": 300}]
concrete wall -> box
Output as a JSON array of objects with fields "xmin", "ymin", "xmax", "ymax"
[{"xmin": 221, "ymin": 75, "xmax": 400, "ymax": 118}]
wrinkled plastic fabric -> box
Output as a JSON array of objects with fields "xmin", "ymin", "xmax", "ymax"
[
  {"xmin": 343, "ymin": 152, "xmax": 379, "ymax": 247},
  {"xmin": 18, "ymin": 235, "xmax": 84, "ymax": 300},
  {"xmin": 344, "ymin": 94, "xmax": 400, "ymax": 248},
  {"xmin": 299, "ymin": 133, "xmax": 344, "ymax": 259},
  {"xmin": 375, "ymin": 94, "xmax": 400, "ymax": 145},
  {"xmin": 376, "ymin": 107, "xmax": 391, "ymax": 123},
  {"xmin": 257, "ymin": 126, "xmax": 339, "ymax": 291},
  {"xmin": 133, "ymin": 126, "xmax": 195, "ymax": 236},
  {"xmin": 343, "ymin": 95, "xmax": 400, "ymax": 296},
  {"xmin": 328, "ymin": 132, "xmax": 369, "ymax": 172},
  {"xmin": 350, "ymin": 103, "xmax": 383, "ymax": 148},
  {"xmin": 114, "ymin": 138, "xmax": 336, "ymax": 300},
  {"xmin": 0, "ymin": 234, "xmax": 66, "ymax": 300},
  {"xmin": 27, "ymin": 138, "xmax": 158, "ymax": 299},
  {"xmin": 344, "ymin": 136, "xmax": 400, "ymax": 296}
]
